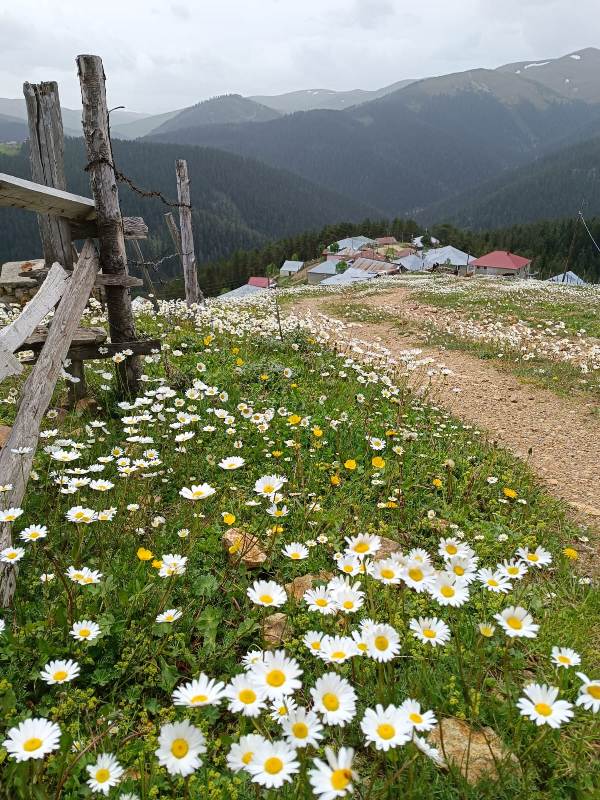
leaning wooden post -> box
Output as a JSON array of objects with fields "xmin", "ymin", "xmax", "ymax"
[
  {"xmin": 76, "ymin": 54, "xmax": 140, "ymax": 396},
  {"xmin": 0, "ymin": 241, "xmax": 99, "ymax": 607},
  {"xmin": 131, "ymin": 239, "xmax": 160, "ymax": 312},
  {"xmin": 23, "ymin": 81, "xmax": 73, "ymax": 271},
  {"xmin": 175, "ymin": 159, "xmax": 203, "ymax": 305}
]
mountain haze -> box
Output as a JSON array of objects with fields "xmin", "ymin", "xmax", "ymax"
[{"xmin": 250, "ymin": 79, "xmax": 415, "ymax": 113}]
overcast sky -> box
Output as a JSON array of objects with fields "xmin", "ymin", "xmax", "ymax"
[{"xmin": 1, "ymin": 0, "xmax": 599, "ymax": 114}]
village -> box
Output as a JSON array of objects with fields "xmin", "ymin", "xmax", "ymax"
[{"xmin": 217, "ymin": 233, "xmax": 587, "ymax": 301}]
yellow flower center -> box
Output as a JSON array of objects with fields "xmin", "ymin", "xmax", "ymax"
[
  {"xmin": 380, "ymin": 568, "xmax": 394, "ymax": 579},
  {"xmin": 409, "ymin": 712, "xmax": 423, "ymax": 724},
  {"xmin": 292, "ymin": 722, "xmax": 309, "ymax": 739},
  {"xmin": 445, "ymin": 544, "xmax": 457, "ymax": 555},
  {"xmin": 322, "ymin": 692, "xmax": 340, "ymax": 711},
  {"xmin": 266, "ymin": 669, "xmax": 286, "ymax": 687},
  {"xmin": 408, "ymin": 568, "xmax": 423, "ymax": 582},
  {"xmin": 343, "ymin": 565, "xmax": 353, "ymax": 573},
  {"xmin": 377, "ymin": 723, "xmax": 395, "ymax": 740},
  {"xmin": 506, "ymin": 616, "xmax": 522, "ymax": 630},
  {"xmin": 239, "ymin": 689, "xmax": 257, "ymax": 704},
  {"xmin": 441, "ymin": 585, "xmax": 455, "ymax": 597},
  {"xmin": 342, "ymin": 600, "xmax": 354, "ymax": 610},
  {"xmin": 291, "ymin": 553, "xmax": 301, "ymax": 559},
  {"xmin": 259, "ymin": 594, "xmax": 273, "ymax": 604},
  {"xmin": 53, "ymin": 670, "xmax": 68, "ymax": 681},
  {"xmin": 374, "ymin": 635, "xmax": 389, "ymax": 651},
  {"xmin": 331, "ymin": 651, "xmax": 346, "ymax": 660},
  {"xmin": 527, "ymin": 553, "xmax": 539, "ymax": 562},
  {"xmin": 23, "ymin": 737, "xmax": 42, "ymax": 752},
  {"xmin": 262, "ymin": 484, "xmax": 274, "ymax": 495},
  {"xmin": 264, "ymin": 757, "xmax": 283, "ymax": 775},
  {"xmin": 354, "ymin": 542, "xmax": 369, "ymax": 553},
  {"xmin": 487, "ymin": 579, "xmax": 499, "ymax": 587},
  {"xmin": 507, "ymin": 566, "xmax": 519, "ymax": 575},
  {"xmin": 423, "ymin": 628, "xmax": 436, "ymax": 639},
  {"xmin": 95, "ymin": 768, "xmax": 110, "ymax": 783},
  {"xmin": 311, "ymin": 641, "xmax": 321, "ymax": 650},
  {"xmin": 191, "ymin": 694, "xmax": 208, "ymax": 704},
  {"xmin": 357, "ymin": 642, "xmax": 367, "ymax": 652},
  {"xmin": 315, "ymin": 598, "xmax": 328, "ymax": 607},
  {"xmin": 331, "ymin": 769, "xmax": 352, "ymax": 790},
  {"xmin": 534, "ymin": 703, "xmax": 552, "ymax": 717},
  {"xmin": 587, "ymin": 685, "xmax": 600, "ymax": 700},
  {"xmin": 78, "ymin": 628, "xmax": 91, "ymax": 638},
  {"xmin": 242, "ymin": 751, "xmax": 253, "ymax": 765},
  {"xmin": 557, "ymin": 656, "xmax": 570, "ymax": 665},
  {"xmin": 453, "ymin": 566, "xmax": 465, "ymax": 575},
  {"xmin": 171, "ymin": 738, "xmax": 189, "ymax": 758},
  {"xmin": 7, "ymin": 552, "xmax": 17, "ymax": 559}
]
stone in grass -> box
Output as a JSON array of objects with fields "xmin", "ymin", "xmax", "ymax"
[
  {"xmin": 0, "ymin": 425, "xmax": 12, "ymax": 448},
  {"xmin": 285, "ymin": 572, "xmax": 332, "ymax": 601},
  {"xmin": 428, "ymin": 717, "xmax": 517, "ymax": 784},
  {"xmin": 374, "ymin": 536, "xmax": 402, "ymax": 561},
  {"xmin": 222, "ymin": 528, "xmax": 267, "ymax": 568},
  {"xmin": 262, "ymin": 613, "xmax": 291, "ymax": 647}
]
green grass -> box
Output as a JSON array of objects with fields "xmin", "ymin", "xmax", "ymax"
[{"xmin": 0, "ymin": 298, "xmax": 598, "ymax": 799}]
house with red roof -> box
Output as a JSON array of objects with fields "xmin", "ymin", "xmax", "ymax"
[
  {"xmin": 247, "ymin": 276, "xmax": 273, "ymax": 289},
  {"xmin": 469, "ymin": 251, "xmax": 532, "ymax": 278}
]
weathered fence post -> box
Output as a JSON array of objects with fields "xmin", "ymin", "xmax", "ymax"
[
  {"xmin": 23, "ymin": 81, "xmax": 73, "ymax": 271},
  {"xmin": 76, "ymin": 54, "xmax": 140, "ymax": 396},
  {"xmin": 131, "ymin": 239, "xmax": 160, "ymax": 312},
  {"xmin": 0, "ymin": 241, "xmax": 99, "ymax": 607},
  {"xmin": 175, "ymin": 159, "xmax": 203, "ymax": 305}
]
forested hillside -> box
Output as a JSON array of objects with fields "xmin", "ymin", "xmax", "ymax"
[
  {"xmin": 0, "ymin": 139, "xmax": 380, "ymax": 270},
  {"xmin": 148, "ymin": 69, "xmax": 600, "ymax": 217},
  {"xmin": 420, "ymin": 136, "xmax": 600, "ymax": 229}
]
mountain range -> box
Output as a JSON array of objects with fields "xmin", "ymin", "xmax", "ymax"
[{"xmin": 1, "ymin": 46, "xmax": 600, "ymax": 238}]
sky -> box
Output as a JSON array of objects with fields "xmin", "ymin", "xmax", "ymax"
[{"xmin": 1, "ymin": 0, "xmax": 599, "ymax": 114}]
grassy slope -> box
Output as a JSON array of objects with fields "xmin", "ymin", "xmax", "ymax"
[{"xmin": 0, "ymin": 297, "xmax": 598, "ymax": 798}]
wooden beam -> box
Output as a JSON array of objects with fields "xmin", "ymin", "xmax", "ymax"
[
  {"xmin": 0, "ymin": 353, "xmax": 23, "ymax": 381},
  {"xmin": 95, "ymin": 274, "xmax": 143, "ymax": 288},
  {"xmin": 0, "ymin": 173, "xmax": 95, "ymax": 221},
  {"xmin": 16, "ymin": 326, "xmax": 106, "ymax": 353},
  {"xmin": 130, "ymin": 240, "xmax": 160, "ymax": 312},
  {"xmin": 67, "ymin": 338, "xmax": 160, "ymax": 361},
  {"xmin": 175, "ymin": 159, "xmax": 203, "ymax": 305},
  {"xmin": 0, "ymin": 240, "xmax": 99, "ymax": 607},
  {"xmin": 0, "ymin": 175, "xmax": 147, "ymax": 241},
  {"xmin": 23, "ymin": 81, "xmax": 73, "ymax": 270},
  {"xmin": 77, "ymin": 53, "xmax": 140, "ymax": 396}
]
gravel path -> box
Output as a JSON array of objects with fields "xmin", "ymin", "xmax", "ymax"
[{"xmin": 289, "ymin": 290, "xmax": 600, "ymax": 568}]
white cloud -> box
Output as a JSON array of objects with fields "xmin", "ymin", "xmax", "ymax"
[{"xmin": 0, "ymin": 0, "xmax": 598, "ymax": 113}]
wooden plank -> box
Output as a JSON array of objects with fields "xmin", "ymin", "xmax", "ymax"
[
  {"xmin": 131, "ymin": 240, "xmax": 159, "ymax": 312},
  {"xmin": 71, "ymin": 216, "xmax": 148, "ymax": 241},
  {"xmin": 0, "ymin": 240, "xmax": 99, "ymax": 607},
  {"xmin": 18, "ymin": 337, "xmax": 161, "ymax": 363},
  {"xmin": 94, "ymin": 274, "xmax": 143, "ymax": 288},
  {"xmin": 0, "ymin": 353, "xmax": 23, "ymax": 381},
  {"xmin": 175, "ymin": 159, "xmax": 203, "ymax": 305},
  {"xmin": 17, "ymin": 325, "xmax": 106, "ymax": 353},
  {"xmin": 23, "ymin": 81, "xmax": 73, "ymax": 270},
  {"xmin": 0, "ymin": 173, "xmax": 95, "ymax": 221},
  {"xmin": 77, "ymin": 54, "xmax": 140, "ymax": 396},
  {"xmin": 0, "ymin": 263, "xmax": 71, "ymax": 375}
]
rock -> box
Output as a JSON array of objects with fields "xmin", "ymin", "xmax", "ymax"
[
  {"xmin": 374, "ymin": 535, "xmax": 402, "ymax": 561},
  {"xmin": 428, "ymin": 717, "xmax": 517, "ymax": 784},
  {"xmin": 0, "ymin": 425, "xmax": 12, "ymax": 448},
  {"xmin": 285, "ymin": 572, "xmax": 332, "ymax": 601},
  {"xmin": 262, "ymin": 613, "xmax": 290, "ymax": 646},
  {"xmin": 222, "ymin": 528, "xmax": 266, "ymax": 568},
  {"xmin": 75, "ymin": 397, "xmax": 98, "ymax": 413}
]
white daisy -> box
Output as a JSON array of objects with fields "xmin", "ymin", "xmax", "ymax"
[
  {"xmin": 172, "ymin": 674, "xmax": 227, "ymax": 707},
  {"xmin": 311, "ymin": 673, "xmax": 357, "ymax": 727},
  {"xmin": 409, "ymin": 616, "xmax": 451, "ymax": 647},
  {"xmin": 247, "ymin": 579, "xmax": 287, "ymax": 607},
  {"xmin": 402, "ymin": 561, "xmax": 436, "ymax": 593},
  {"xmin": 254, "ymin": 475, "xmax": 287, "ymax": 498},
  {"xmin": 360, "ymin": 704, "xmax": 411, "ymax": 750},
  {"xmin": 0, "ymin": 547, "xmax": 25, "ymax": 563},
  {"xmin": 40, "ymin": 659, "xmax": 80, "ymax": 685},
  {"xmin": 365, "ymin": 623, "xmax": 401, "ymax": 662},
  {"xmin": 179, "ymin": 483, "xmax": 216, "ymax": 500},
  {"xmin": 86, "ymin": 753, "xmax": 124, "ymax": 795},
  {"xmin": 304, "ymin": 586, "xmax": 337, "ymax": 615},
  {"xmin": 397, "ymin": 698, "xmax": 437, "ymax": 732},
  {"xmin": 225, "ymin": 674, "xmax": 267, "ymax": 717},
  {"xmin": 308, "ymin": 746, "xmax": 357, "ymax": 800},
  {"xmin": 2, "ymin": 717, "xmax": 61, "ymax": 761},
  {"xmin": 246, "ymin": 739, "xmax": 299, "ymax": 789},
  {"xmin": 248, "ymin": 649, "xmax": 303, "ymax": 699},
  {"xmin": 551, "ymin": 646, "xmax": 581, "ymax": 669},
  {"xmin": 516, "ymin": 546, "xmax": 552, "ymax": 568},
  {"xmin": 219, "ymin": 456, "xmax": 245, "ymax": 470},
  {"xmin": 575, "ymin": 673, "xmax": 600, "ymax": 712},
  {"xmin": 227, "ymin": 733, "xmax": 266, "ymax": 772},
  {"xmin": 494, "ymin": 606, "xmax": 539, "ymax": 639},
  {"xmin": 70, "ymin": 620, "xmax": 101, "ymax": 642},
  {"xmin": 429, "ymin": 572, "xmax": 470, "ymax": 606},
  {"xmin": 19, "ymin": 525, "xmax": 48, "ymax": 542},
  {"xmin": 156, "ymin": 608, "xmax": 182, "ymax": 624},
  {"xmin": 282, "ymin": 542, "xmax": 309, "ymax": 560},
  {"xmin": 476, "ymin": 568, "xmax": 513, "ymax": 594},
  {"xmin": 155, "ymin": 720, "xmax": 206, "ymax": 776},
  {"xmin": 281, "ymin": 707, "xmax": 324, "ymax": 748},
  {"xmin": 517, "ymin": 684, "xmax": 574, "ymax": 728},
  {"xmin": 319, "ymin": 635, "xmax": 359, "ymax": 665}
]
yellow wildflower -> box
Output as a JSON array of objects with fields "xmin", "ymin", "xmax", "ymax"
[
  {"xmin": 137, "ymin": 547, "xmax": 153, "ymax": 561},
  {"xmin": 344, "ymin": 459, "xmax": 357, "ymax": 471}
]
